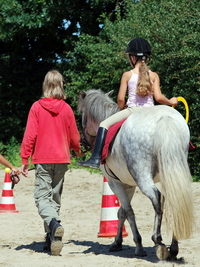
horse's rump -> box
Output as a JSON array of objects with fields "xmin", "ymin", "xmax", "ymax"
[{"xmin": 105, "ymin": 106, "xmax": 188, "ymax": 183}]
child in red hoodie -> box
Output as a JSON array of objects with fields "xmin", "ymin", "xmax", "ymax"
[{"xmin": 21, "ymin": 70, "xmax": 83, "ymax": 256}]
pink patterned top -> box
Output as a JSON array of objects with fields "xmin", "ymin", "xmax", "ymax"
[{"xmin": 126, "ymin": 70, "xmax": 154, "ymax": 107}]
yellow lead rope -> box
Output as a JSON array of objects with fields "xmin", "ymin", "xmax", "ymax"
[{"xmin": 172, "ymin": 96, "xmax": 189, "ymax": 123}]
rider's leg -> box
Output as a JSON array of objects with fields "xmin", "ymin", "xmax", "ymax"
[
  {"xmin": 77, "ymin": 126, "xmax": 108, "ymax": 169},
  {"xmin": 77, "ymin": 108, "xmax": 135, "ymax": 169}
]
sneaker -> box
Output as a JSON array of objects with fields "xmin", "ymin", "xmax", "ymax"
[{"xmin": 49, "ymin": 218, "xmax": 64, "ymax": 256}]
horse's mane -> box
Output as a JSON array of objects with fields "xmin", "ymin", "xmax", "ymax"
[{"xmin": 78, "ymin": 89, "xmax": 120, "ymax": 125}]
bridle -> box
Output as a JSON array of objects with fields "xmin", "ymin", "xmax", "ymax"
[
  {"xmin": 80, "ymin": 113, "xmax": 96, "ymax": 153},
  {"xmin": 80, "ymin": 129, "xmax": 95, "ymax": 153}
]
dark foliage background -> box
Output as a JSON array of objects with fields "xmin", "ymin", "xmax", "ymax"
[{"xmin": 0, "ymin": 0, "xmax": 199, "ymax": 179}]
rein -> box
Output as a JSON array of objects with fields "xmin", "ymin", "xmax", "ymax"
[{"xmin": 80, "ymin": 129, "xmax": 95, "ymax": 153}]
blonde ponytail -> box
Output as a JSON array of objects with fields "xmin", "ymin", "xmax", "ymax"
[{"xmin": 136, "ymin": 61, "xmax": 152, "ymax": 97}]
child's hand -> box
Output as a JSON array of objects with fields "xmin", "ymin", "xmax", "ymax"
[{"xmin": 21, "ymin": 164, "xmax": 29, "ymax": 177}]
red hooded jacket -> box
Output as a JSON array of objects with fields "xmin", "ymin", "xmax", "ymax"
[{"xmin": 21, "ymin": 98, "xmax": 81, "ymax": 165}]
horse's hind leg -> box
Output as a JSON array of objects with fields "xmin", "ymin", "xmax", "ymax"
[
  {"xmin": 138, "ymin": 182, "xmax": 169, "ymax": 260},
  {"xmin": 169, "ymin": 236, "xmax": 179, "ymax": 260},
  {"xmin": 157, "ymin": 236, "xmax": 179, "ymax": 261}
]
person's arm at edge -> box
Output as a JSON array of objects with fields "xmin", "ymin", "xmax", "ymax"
[{"xmin": 0, "ymin": 155, "xmax": 21, "ymax": 175}]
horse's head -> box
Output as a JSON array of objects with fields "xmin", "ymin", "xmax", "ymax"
[{"xmin": 78, "ymin": 89, "xmax": 119, "ymax": 151}]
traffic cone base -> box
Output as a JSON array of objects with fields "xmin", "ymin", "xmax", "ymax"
[
  {"xmin": 0, "ymin": 169, "xmax": 19, "ymax": 213},
  {"xmin": 98, "ymin": 177, "xmax": 128, "ymax": 238},
  {"xmin": 0, "ymin": 204, "xmax": 19, "ymax": 213},
  {"xmin": 98, "ymin": 220, "xmax": 128, "ymax": 238}
]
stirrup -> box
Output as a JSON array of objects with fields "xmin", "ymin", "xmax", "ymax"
[{"xmin": 77, "ymin": 158, "xmax": 100, "ymax": 169}]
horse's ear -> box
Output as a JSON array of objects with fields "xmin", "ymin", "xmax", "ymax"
[
  {"xmin": 80, "ymin": 91, "xmax": 87, "ymax": 99},
  {"xmin": 106, "ymin": 90, "xmax": 114, "ymax": 97}
]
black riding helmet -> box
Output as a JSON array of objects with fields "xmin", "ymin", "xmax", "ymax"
[{"xmin": 125, "ymin": 37, "xmax": 151, "ymax": 57}]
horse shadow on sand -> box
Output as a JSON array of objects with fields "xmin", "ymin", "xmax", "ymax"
[
  {"xmin": 66, "ymin": 239, "xmax": 160, "ymax": 263},
  {"xmin": 15, "ymin": 239, "xmax": 185, "ymax": 264}
]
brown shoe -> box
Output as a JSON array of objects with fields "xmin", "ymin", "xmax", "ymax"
[{"xmin": 49, "ymin": 218, "xmax": 64, "ymax": 256}]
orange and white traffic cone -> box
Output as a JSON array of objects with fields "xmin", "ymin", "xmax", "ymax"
[
  {"xmin": 98, "ymin": 177, "xmax": 128, "ymax": 238},
  {"xmin": 0, "ymin": 168, "xmax": 19, "ymax": 213}
]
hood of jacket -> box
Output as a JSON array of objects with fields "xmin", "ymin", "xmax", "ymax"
[{"xmin": 38, "ymin": 98, "xmax": 65, "ymax": 116}]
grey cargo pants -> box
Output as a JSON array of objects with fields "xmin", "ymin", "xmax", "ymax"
[{"xmin": 34, "ymin": 163, "xmax": 68, "ymax": 233}]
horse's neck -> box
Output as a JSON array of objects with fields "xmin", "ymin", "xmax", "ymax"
[{"xmin": 94, "ymin": 124, "xmax": 99, "ymax": 134}]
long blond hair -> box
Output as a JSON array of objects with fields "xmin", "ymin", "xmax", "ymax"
[
  {"xmin": 42, "ymin": 70, "xmax": 66, "ymax": 99},
  {"xmin": 136, "ymin": 59, "xmax": 153, "ymax": 97}
]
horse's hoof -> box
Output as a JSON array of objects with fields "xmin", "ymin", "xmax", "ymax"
[
  {"xmin": 135, "ymin": 248, "xmax": 147, "ymax": 257},
  {"xmin": 109, "ymin": 243, "xmax": 122, "ymax": 252},
  {"xmin": 155, "ymin": 244, "xmax": 169, "ymax": 260}
]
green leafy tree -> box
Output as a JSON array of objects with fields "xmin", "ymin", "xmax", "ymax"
[
  {"xmin": 0, "ymin": 0, "xmax": 199, "ymax": 177},
  {"xmin": 0, "ymin": 0, "xmax": 123, "ymax": 142}
]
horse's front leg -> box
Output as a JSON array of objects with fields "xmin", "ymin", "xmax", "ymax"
[
  {"xmin": 125, "ymin": 205, "xmax": 147, "ymax": 257},
  {"xmin": 109, "ymin": 206, "xmax": 125, "ymax": 252},
  {"xmin": 109, "ymin": 184, "xmax": 147, "ymax": 257}
]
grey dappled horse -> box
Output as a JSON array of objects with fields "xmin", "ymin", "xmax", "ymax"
[{"xmin": 78, "ymin": 89, "xmax": 194, "ymax": 260}]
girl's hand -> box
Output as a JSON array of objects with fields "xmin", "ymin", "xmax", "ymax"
[{"xmin": 170, "ymin": 97, "xmax": 178, "ymax": 106}]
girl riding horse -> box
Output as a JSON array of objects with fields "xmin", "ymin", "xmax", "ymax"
[{"xmin": 78, "ymin": 37, "xmax": 178, "ymax": 169}]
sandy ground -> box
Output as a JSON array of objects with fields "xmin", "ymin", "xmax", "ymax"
[{"xmin": 0, "ymin": 168, "xmax": 199, "ymax": 267}]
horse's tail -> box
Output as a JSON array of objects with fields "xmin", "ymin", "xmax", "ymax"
[{"xmin": 153, "ymin": 116, "xmax": 194, "ymax": 240}]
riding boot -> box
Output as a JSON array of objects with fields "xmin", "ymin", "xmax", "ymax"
[{"xmin": 78, "ymin": 127, "xmax": 108, "ymax": 169}]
